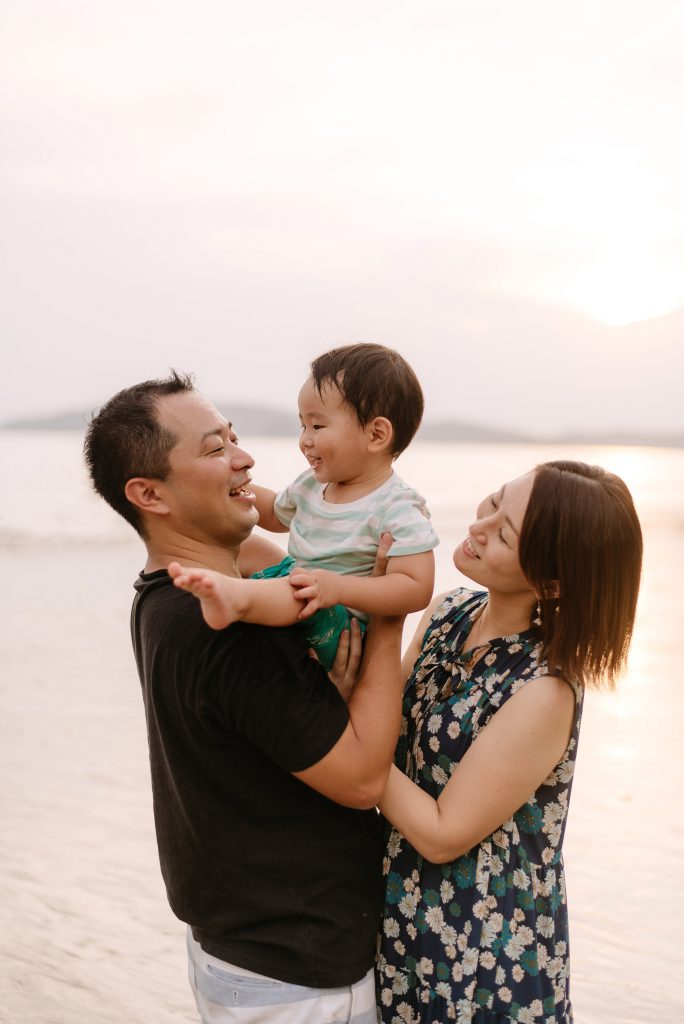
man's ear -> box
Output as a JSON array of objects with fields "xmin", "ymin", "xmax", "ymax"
[
  {"xmin": 367, "ymin": 416, "xmax": 394, "ymax": 453},
  {"xmin": 124, "ymin": 478, "xmax": 170, "ymax": 518}
]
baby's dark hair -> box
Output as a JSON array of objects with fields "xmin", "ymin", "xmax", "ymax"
[{"xmin": 310, "ymin": 343, "xmax": 424, "ymax": 456}]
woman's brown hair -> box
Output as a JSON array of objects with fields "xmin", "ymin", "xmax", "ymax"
[{"xmin": 518, "ymin": 460, "xmax": 643, "ymax": 688}]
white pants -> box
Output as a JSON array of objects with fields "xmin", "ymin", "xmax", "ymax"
[{"xmin": 187, "ymin": 929, "xmax": 378, "ymax": 1024}]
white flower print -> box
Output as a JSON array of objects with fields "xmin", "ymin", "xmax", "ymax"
[
  {"xmin": 417, "ymin": 957, "xmax": 434, "ymax": 978},
  {"xmin": 396, "ymin": 1000, "xmax": 417, "ymax": 1022},
  {"xmin": 481, "ymin": 914, "xmax": 503, "ymax": 948},
  {"xmin": 398, "ymin": 893, "xmax": 417, "ymax": 919},
  {"xmin": 440, "ymin": 879, "xmax": 455, "ymax": 902},
  {"xmin": 513, "ymin": 868, "xmax": 531, "ymax": 890},
  {"xmin": 384, "ymin": 917, "xmax": 400, "ymax": 937},
  {"xmin": 498, "ymin": 986, "xmax": 512, "ymax": 1003},
  {"xmin": 425, "ymin": 905, "xmax": 445, "ymax": 933},
  {"xmin": 505, "ymin": 932, "xmax": 527, "ymax": 960},
  {"xmin": 392, "ymin": 973, "xmax": 409, "ymax": 996},
  {"xmin": 462, "ymin": 947, "xmax": 479, "ymax": 975},
  {"xmin": 537, "ymin": 915, "xmax": 554, "ymax": 939},
  {"xmin": 473, "ymin": 899, "xmax": 490, "ymax": 920}
]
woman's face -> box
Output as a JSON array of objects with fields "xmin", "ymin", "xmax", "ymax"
[{"xmin": 453, "ymin": 471, "xmax": 537, "ymax": 598}]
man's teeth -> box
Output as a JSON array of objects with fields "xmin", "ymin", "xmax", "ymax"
[{"xmin": 230, "ymin": 487, "xmax": 252, "ymax": 496}]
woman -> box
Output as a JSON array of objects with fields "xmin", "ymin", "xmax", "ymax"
[{"xmin": 375, "ymin": 461, "xmax": 642, "ymax": 1024}]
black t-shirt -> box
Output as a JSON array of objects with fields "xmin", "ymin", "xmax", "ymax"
[{"xmin": 131, "ymin": 570, "xmax": 384, "ymax": 987}]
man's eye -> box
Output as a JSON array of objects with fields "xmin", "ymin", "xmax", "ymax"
[
  {"xmin": 490, "ymin": 495, "xmax": 498, "ymax": 509},
  {"xmin": 210, "ymin": 445, "xmax": 225, "ymax": 454}
]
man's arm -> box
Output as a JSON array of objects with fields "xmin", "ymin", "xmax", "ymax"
[
  {"xmin": 237, "ymin": 532, "xmax": 288, "ymax": 577},
  {"xmin": 293, "ymin": 614, "xmax": 405, "ymax": 809}
]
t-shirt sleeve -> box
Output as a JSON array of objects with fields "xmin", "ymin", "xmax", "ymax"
[
  {"xmin": 379, "ymin": 491, "xmax": 440, "ymax": 557},
  {"xmin": 273, "ymin": 469, "xmax": 312, "ymax": 528},
  {"xmin": 201, "ymin": 623, "xmax": 350, "ymax": 773}
]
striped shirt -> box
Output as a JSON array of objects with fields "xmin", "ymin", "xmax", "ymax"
[{"xmin": 274, "ymin": 469, "xmax": 439, "ymax": 583}]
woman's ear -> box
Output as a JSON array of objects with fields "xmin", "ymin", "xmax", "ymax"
[
  {"xmin": 124, "ymin": 478, "xmax": 169, "ymax": 518},
  {"xmin": 367, "ymin": 416, "xmax": 394, "ymax": 453},
  {"xmin": 541, "ymin": 580, "xmax": 561, "ymax": 599}
]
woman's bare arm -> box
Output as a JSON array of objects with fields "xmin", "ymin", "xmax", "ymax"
[{"xmin": 378, "ymin": 675, "xmax": 576, "ymax": 863}]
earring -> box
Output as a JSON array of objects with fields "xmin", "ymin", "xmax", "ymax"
[{"xmin": 532, "ymin": 601, "xmax": 542, "ymax": 627}]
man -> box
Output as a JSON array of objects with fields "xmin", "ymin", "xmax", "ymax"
[{"xmin": 83, "ymin": 371, "xmax": 405, "ymax": 1024}]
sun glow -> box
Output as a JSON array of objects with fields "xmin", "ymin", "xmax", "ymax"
[{"xmin": 532, "ymin": 255, "xmax": 684, "ymax": 326}]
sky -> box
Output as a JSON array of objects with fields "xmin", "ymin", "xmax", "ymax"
[{"xmin": 2, "ymin": 0, "xmax": 684, "ymax": 437}]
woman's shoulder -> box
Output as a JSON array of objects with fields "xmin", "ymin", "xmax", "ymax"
[{"xmin": 431, "ymin": 587, "xmax": 486, "ymax": 621}]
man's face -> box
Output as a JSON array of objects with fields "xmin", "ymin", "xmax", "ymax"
[{"xmin": 154, "ymin": 390, "xmax": 258, "ymax": 546}]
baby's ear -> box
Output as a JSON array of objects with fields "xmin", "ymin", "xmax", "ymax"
[{"xmin": 367, "ymin": 416, "xmax": 394, "ymax": 453}]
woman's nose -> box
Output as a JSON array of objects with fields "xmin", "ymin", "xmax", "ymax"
[{"xmin": 468, "ymin": 517, "xmax": 489, "ymax": 539}]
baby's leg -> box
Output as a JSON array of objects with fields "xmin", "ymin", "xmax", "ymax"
[
  {"xmin": 168, "ymin": 562, "xmax": 245, "ymax": 629},
  {"xmin": 168, "ymin": 562, "xmax": 302, "ymax": 630}
]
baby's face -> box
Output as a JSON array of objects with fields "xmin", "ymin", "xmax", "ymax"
[{"xmin": 297, "ymin": 376, "xmax": 371, "ymax": 485}]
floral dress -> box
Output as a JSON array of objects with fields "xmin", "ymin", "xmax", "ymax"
[{"xmin": 376, "ymin": 589, "xmax": 583, "ymax": 1024}]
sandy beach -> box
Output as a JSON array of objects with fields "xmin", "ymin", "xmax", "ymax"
[{"xmin": 2, "ymin": 433, "xmax": 683, "ymax": 1023}]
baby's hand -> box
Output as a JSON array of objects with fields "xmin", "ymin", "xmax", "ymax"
[{"xmin": 289, "ymin": 568, "xmax": 341, "ymax": 619}]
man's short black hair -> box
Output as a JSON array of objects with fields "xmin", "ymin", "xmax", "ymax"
[{"xmin": 83, "ymin": 370, "xmax": 194, "ymax": 536}]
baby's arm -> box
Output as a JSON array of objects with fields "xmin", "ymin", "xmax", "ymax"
[
  {"xmin": 290, "ymin": 550, "xmax": 435, "ymax": 620},
  {"xmin": 168, "ymin": 562, "xmax": 301, "ymax": 630},
  {"xmin": 252, "ymin": 485, "xmax": 289, "ymax": 533}
]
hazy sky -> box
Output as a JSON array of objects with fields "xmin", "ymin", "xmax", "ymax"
[{"xmin": 2, "ymin": 0, "xmax": 683, "ymax": 436}]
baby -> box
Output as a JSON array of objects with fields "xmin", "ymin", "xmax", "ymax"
[{"xmin": 169, "ymin": 343, "xmax": 438, "ymax": 668}]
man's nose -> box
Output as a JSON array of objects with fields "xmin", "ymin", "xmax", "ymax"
[{"xmin": 231, "ymin": 445, "xmax": 254, "ymax": 468}]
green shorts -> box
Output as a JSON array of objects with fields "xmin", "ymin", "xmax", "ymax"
[{"xmin": 250, "ymin": 556, "xmax": 365, "ymax": 672}]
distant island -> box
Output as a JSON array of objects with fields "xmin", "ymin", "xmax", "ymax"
[{"xmin": 2, "ymin": 402, "xmax": 682, "ymax": 448}]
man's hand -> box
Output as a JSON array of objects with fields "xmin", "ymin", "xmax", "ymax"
[
  {"xmin": 371, "ymin": 532, "xmax": 393, "ymax": 578},
  {"xmin": 326, "ymin": 618, "xmax": 363, "ymax": 702},
  {"xmin": 289, "ymin": 567, "xmax": 341, "ymax": 619}
]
